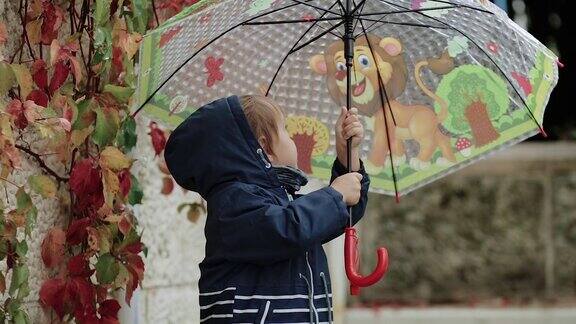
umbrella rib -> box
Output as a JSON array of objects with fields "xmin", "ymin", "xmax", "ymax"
[
  {"xmin": 379, "ymin": 0, "xmax": 546, "ymax": 134},
  {"xmin": 335, "ymin": 0, "xmax": 346, "ymax": 13},
  {"xmin": 427, "ymin": 0, "xmax": 495, "ymax": 15},
  {"xmin": 351, "ymin": 0, "xmax": 367, "ymax": 33},
  {"xmin": 243, "ymin": 16, "xmax": 344, "ymax": 25},
  {"xmin": 266, "ymin": 1, "xmax": 341, "ymax": 95},
  {"xmin": 315, "ymin": 23, "xmax": 343, "ymax": 39},
  {"xmin": 131, "ymin": 1, "xmax": 309, "ymax": 117},
  {"xmin": 351, "ymin": 0, "xmax": 367, "ymax": 15},
  {"xmin": 290, "ymin": 0, "xmax": 342, "ymax": 16},
  {"xmin": 353, "ymin": 17, "xmax": 449, "ymax": 37},
  {"xmin": 354, "ymin": 4, "xmax": 493, "ymax": 17},
  {"xmin": 290, "ymin": 20, "xmax": 345, "ymax": 54},
  {"xmin": 362, "ymin": 13, "xmax": 389, "ymax": 34},
  {"xmin": 357, "ymin": 18, "xmax": 401, "ymax": 200},
  {"xmin": 290, "ymin": 0, "xmax": 343, "ymax": 37}
]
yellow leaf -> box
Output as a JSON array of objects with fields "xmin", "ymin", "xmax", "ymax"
[
  {"xmin": 26, "ymin": 19, "xmax": 42, "ymax": 45},
  {"xmin": 71, "ymin": 126, "xmax": 94, "ymax": 148},
  {"xmin": 11, "ymin": 64, "xmax": 33, "ymax": 99},
  {"xmin": 102, "ymin": 168, "xmax": 119, "ymax": 208},
  {"xmin": 49, "ymin": 40, "xmax": 60, "ymax": 67},
  {"xmin": 124, "ymin": 33, "xmax": 142, "ymax": 60},
  {"xmin": 7, "ymin": 210, "xmax": 26, "ymax": 228},
  {"xmin": 99, "ymin": 146, "xmax": 132, "ymax": 171},
  {"xmin": 35, "ymin": 123, "xmax": 56, "ymax": 139},
  {"xmin": 28, "ymin": 175, "xmax": 57, "ymax": 198}
]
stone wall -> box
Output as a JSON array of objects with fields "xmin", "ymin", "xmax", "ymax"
[{"xmin": 356, "ymin": 142, "xmax": 576, "ymax": 306}]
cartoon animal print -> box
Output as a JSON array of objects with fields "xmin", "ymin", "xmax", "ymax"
[{"xmin": 309, "ymin": 34, "xmax": 457, "ymax": 173}]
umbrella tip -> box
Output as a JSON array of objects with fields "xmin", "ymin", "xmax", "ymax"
[
  {"xmin": 557, "ymin": 59, "xmax": 565, "ymax": 68},
  {"xmin": 539, "ymin": 126, "xmax": 548, "ymax": 138},
  {"xmin": 395, "ymin": 193, "xmax": 401, "ymax": 204}
]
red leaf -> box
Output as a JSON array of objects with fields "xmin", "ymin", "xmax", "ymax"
[
  {"xmin": 66, "ymin": 217, "xmax": 92, "ymax": 246},
  {"xmin": 6, "ymin": 99, "xmax": 28, "ymax": 129},
  {"xmin": 125, "ymin": 253, "xmax": 145, "ymax": 282},
  {"xmin": 39, "ymin": 278, "xmax": 67, "ymax": 319},
  {"xmin": 70, "ymin": 159, "xmax": 105, "ymax": 213},
  {"xmin": 122, "ymin": 242, "xmax": 144, "ymax": 254},
  {"xmin": 26, "ymin": 89, "xmax": 49, "ymax": 107},
  {"xmin": 32, "ymin": 59, "xmax": 48, "ymax": 89},
  {"xmin": 40, "ymin": 2, "xmax": 64, "ymax": 45},
  {"xmin": 118, "ymin": 214, "xmax": 132, "ymax": 235},
  {"xmin": 49, "ymin": 60, "xmax": 70, "ymax": 95},
  {"xmin": 112, "ymin": 46, "xmax": 123, "ymax": 72},
  {"xmin": 71, "ymin": 276, "xmax": 97, "ymax": 310},
  {"xmin": 41, "ymin": 227, "xmax": 67, "ymax": 268},
  {"xmin": 118, "ymin": 169, "xmax": 132, "ymax": 198},
  {"xmin": 159, "ymin": 26, "xmax": 182, "ymax": 48},
  {"xmin": 148, "ymin": 121, "xmax": 167, "ymax": 156},
  {"xmin": 99, "ymin": 299, "xmax": 121, "ymax": 319}
]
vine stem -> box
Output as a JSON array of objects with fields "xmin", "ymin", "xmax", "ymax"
[
  {"xmin": 0, "ymin": 177, "xmax": 19, "ymax": 188},
  {"xmin": 15, "ymin": 144, "xmax": 70, "ymax": 183},
  {"xmin": 152, "ymin": 0, "xmax": 160, "ymax": 27},
  {"xmin": 20, "ymin": 0, "xmax": 36, "ymax": 62}
]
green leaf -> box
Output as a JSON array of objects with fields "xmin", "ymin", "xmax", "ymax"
[
  {"xmin": 117, "ymin": 116, "xmax": 137, "ymax": 151},
  {"xmin": 95, "ymin": 253, "xmax": 119, "ymax": 284},
  {"xmin": 104, "ymin": 84, "xmax": 135, "ymax": 104},
  {"xmin": 0, "ymin": 61, "xmax": 16, "ymax": 95},
  {"xmin": 93, "ymin": 27, "xmax": 113, "ymax": 68},
  {"xmin": 10, "ymin": 64, "xmax": 33, "ymax": 99},
  {"xmin": 72, "ymin": 98, "xmax": 96, "ymax": 130},
  {"xmin": 130, "ymin": 0, "xmax": 151, "ymax": 34},
  {"xmin": 127, "ymin": 174, "xmax": 143, "ymax": 205},
  {"xmin": 95, "ymin": 0, "xmax": 112, "ymax": 27},
  {"xmin": 15, "ymin": 239, "xmax": 28, "ymax": 258},
  {"xmin": 12, "ymin": 309, "xmax": 28, "ymax": 324},
  {"xmin": 9, "ymin": 264, "xmax": 29, "ymax": 296},
  {"xmin": 16, "ymin": 188, "xmax": 37, "ymax": 237},
  {"xmin": 92, "ymin": 103, "xmax": 120, "ymax": 147}
]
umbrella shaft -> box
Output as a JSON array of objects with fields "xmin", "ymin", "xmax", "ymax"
[{"xmin": 344, "ymin": 0, "xmax": 355, "ymax": 222}]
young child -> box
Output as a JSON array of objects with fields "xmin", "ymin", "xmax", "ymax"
[{"xmin": 164, "ymin": 95, "xmax": 370, "ymax": 323}]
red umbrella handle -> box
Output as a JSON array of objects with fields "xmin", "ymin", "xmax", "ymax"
[{"xmin": 344, "ymin": 227, "xmax": 389, "ymax": 295}]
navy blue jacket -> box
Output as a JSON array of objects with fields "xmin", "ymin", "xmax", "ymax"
[{"xmin": 164, "ymin": 95, "xmax": 370, "ymax": 323}]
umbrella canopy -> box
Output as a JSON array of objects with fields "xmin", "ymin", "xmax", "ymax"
[{"xmin": 132, "ymin": 0, "xmax": 559, "ymax": 198}]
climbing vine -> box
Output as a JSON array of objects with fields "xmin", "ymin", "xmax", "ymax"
[{"xmin": 0, "ymin": 0, "xmax": 195, "ymax": 322}]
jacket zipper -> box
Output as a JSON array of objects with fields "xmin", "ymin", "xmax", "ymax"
[
  {"xmin": 260, "ymin": 300, "xmax": 270, "ymax": 324},
  {"xmin": 306, "ymin": 251, "xmax": 320, "ymax": 323},
  {"xmin": 320, "ymin": 272, "xmax": 333, "ymax": 324},
  {"xmin": 282, "ymin": 186, "xmax": 293, "ymax": 201}
]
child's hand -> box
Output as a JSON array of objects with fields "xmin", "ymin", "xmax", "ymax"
[
  {"xmin": 335, "ymin": 106, "xmax": 364, "ymax": 150},
  {"xmin": 330, "ymin": 172, "xmax": 363, "ymax": 206}
]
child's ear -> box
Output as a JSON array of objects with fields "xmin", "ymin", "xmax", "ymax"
[{"xmin": 258, "ymin": 136, "xmax": 275, "ymax": 162}]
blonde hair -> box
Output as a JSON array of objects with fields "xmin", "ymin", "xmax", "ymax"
[{"xmin": 239, "ymin": 95, "xmax": 284, "ymax": 146}]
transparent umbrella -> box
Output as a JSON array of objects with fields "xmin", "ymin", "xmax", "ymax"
[{"xmin": 131, "ymin": 0, "xmax": 560, "ymax": 295}]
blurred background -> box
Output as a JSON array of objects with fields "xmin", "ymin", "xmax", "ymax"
[{"xmin": 346, "ymin": 0, "xmax": 576, "ymax": 323}]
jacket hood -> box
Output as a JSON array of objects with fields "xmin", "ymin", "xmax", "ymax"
[{"xmin": 164, "ymin": 95, "xmax": 281, "ymax": 198}]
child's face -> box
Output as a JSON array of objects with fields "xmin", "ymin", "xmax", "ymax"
[{"xmin": 264, "ymin": 112, "xmax": 298, "ymax": 168}]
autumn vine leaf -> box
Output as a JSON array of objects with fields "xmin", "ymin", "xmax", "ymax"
[
  {"xmin": 28, "ymin": 175, "xmax": 57, "ymax": 198},
  {"xmin": 0, "ymin": 0, "xmax": 192, "ymax": 321},
  {"xmin": 41, "ymin": 228, "xmax": 67, "ymax": 268}
]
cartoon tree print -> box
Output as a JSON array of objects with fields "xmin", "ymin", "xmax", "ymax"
[
  {"xmin": 436, "ymin": 65, "xmax": 510, "ymax": 147},
  {"xmin": 286, "ymin": 116, "xmax": 329, "ymax": 174}
]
